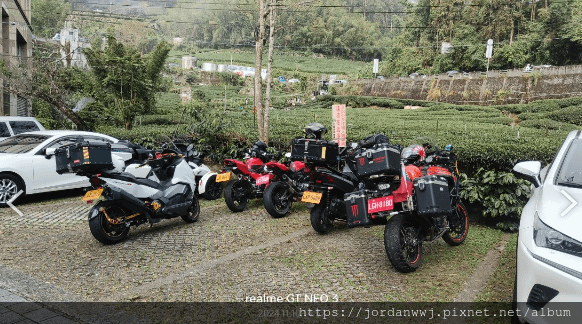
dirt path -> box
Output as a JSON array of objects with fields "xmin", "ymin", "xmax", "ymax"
[{"xmin": 454, "ymin": 233, "xmax": 512, "ymax": 302}]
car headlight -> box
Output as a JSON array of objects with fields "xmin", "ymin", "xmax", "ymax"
[{"xmin": 534, "ymin": 212, "xmax": 582, "ymax": 258}]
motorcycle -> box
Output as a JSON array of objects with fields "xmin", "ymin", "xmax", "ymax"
[
  {"xmin": 217, "ymin": 141, "xmax": 276, "ymax": 212},
  {"xmin": 173, "ymin": 143, "xmax": 223, "ymax": 200},
  {"xmin": 383, "ymin": 143, "xmax": 469, "ymax": 272},
  {"xmin": 56, "ymin": 142, "xmax": 200, "ymax": 244},
  {"xmin": 293, "ymin": 125, "xmax": 411, "ymax": 234},
  {"xmin": 261, "ymin": 155, "xmax": 310, "ymax": 218}
]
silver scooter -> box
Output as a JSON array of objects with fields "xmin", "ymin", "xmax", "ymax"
[{"xmin": 83, "ymin": 144, "xmax": 200, "ymax": 244}]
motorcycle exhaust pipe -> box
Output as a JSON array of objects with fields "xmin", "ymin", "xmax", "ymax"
[{"xmin": 104, "ymin": 186, "xmax": 153, "ymax": 219}]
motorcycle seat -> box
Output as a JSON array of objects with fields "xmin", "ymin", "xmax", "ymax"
[{"xmin": 116, "ymin": 172, "xmax": 163, "ymax": 190}]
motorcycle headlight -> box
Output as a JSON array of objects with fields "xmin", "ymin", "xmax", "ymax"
[{"xmin": 534, "ymin": 212, "xmax": 582, "ymax": 258}]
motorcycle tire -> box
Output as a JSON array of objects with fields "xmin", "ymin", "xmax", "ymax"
[
  {"xmin": 88, "ymin": 202, "xmax": 130, "ymax": 245},
  {"xmin": 310, "ymin": 203, "xmax": 334, "ymax": 234},
  {"xmin": 182, "ymin": 197, "xmax": 200, "ymax": 223},
  {"xmin": 203, "ymin": 174, "xmax": 223, "ymax": 200},
  {"xmin": 224, "ymin": 179, "xmax": 249, "ymax": 212},
  {"xmin": 442, "ymin": 202, "xmax": 469, "ymax": 246},
  {"xmin": 263, "ymin": 182, "xmax": 292, "ymax": 218},
  {"xmin": 384, "ymin": 214, "xmax": 422, "ymax": 273}
]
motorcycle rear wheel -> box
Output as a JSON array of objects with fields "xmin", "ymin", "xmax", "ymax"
[
  {"xmin": 443, "ymin": 202, "xmax": 469, "ymax": 246},
  {"xmin": 182, "ymin": 197, "xmax": 200, "ymax": 223},
  {"xmin": 263, "ymin": 182, "xmax": 292, "ymax": 218},
  {"xmin": 384, "ymin": 214, "xmax": 422, "ymax": 273},
  {"xmin": 310, "ymin": 203, "xmax": 334, "ymax": 234},
  {"xmin": 88, "ymin": 202, "xmax": 130, "ymax": 245},
  {"xmin": 224, "ymin": 179, "xmax": 249, "ymax": 212},
  {"xmin": 203, "ymin": 174, "xmax": 223, "ymax": 200}
]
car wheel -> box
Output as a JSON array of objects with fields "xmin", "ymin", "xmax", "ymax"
[{"xmin": 0, "ymin": 174, "xmax": 23, "ymax": 208}]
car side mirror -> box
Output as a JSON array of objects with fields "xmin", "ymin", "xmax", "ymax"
[
  {"xmin": 45, "ymin": 147, "xmax": 56, "ymax": 158},
  {"xmin": 513, "ymin": 161, "xmax": 542, "ymax": 188}
]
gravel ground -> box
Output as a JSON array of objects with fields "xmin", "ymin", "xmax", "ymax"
[{"xmin": 0, "ymin": 194, "xmax": 507, "ymax": 313}]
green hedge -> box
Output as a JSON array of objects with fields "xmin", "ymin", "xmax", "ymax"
[
  {"xmin": 545, "ymin": 105, "xmax": 582, "ymax": 125},
  {"xmin": 519, "ymin": 118, "xmax": 580, "ymax": 131}
]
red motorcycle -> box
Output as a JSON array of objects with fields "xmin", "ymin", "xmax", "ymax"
[
  {"xmin": 216, "ymin": 141, "xmax": 275, "ymax": 212},
  {"xmin": 262, "ymin": 157, "xmax": 311, "ymax": 218},
  {"xmin": 383, "ymin": 143, "xmax": 469, "ymax": 273}
]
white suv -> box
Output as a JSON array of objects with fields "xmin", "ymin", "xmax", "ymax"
[
  {"xmin": 0, "ymin": 117, "xmax": 46, "ymax": 141},
  {"xmin": 512, "ymin": 130, "xmax": 582, "ymax": 323}
]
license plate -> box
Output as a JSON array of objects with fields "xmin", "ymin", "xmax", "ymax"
[
  {"xmin": 216, "ymin": 172, "xmax": 231, "ymax": 182},
  {"xmin": 301, "ymin": 191, "xmax": 322, "ymax": 204},
  {"xmin": 255, "ymin": 175, "xmax": 270, "ymax": 186},
  {"xmin": 367, "ymin": 195, "xmax": 394, "ymax": 213},
  {"xmin": 83, "ymin": 188, "xmax": 103, "ymax": 201}
]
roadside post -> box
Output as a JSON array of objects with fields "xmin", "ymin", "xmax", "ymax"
[
  {"xmin": 486, "ymin": 39, "xmax": 493, "ymax": 74},
  {"xmin": 332, "ymin": 104, "xmax": 346, "ymax": 147}
]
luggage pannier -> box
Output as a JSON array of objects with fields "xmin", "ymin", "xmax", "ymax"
[
  {"xmin": 290, "ymin": 138, "xmax": 338, "ymax": 166},
  {"xmin": 414, "ymin": 175, "xmax": 452, "ymax": 216},
  {"xmin": 359, "ymin": 133, "xmax": 390, "ymax": 149},
  {"xmin": 344, "ymin": 190, "xmax": 371, "ymax": 227},
  {"xmin": 56, "ymin": 142, "xmax": 113, "ymax": 174},
  {"xmin": 354, "ymin": 143, "xmax": 401, "ymax": 177}
]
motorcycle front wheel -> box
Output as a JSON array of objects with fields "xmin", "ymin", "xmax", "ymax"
[
  {"xmin": 263, "ymin": 182, "xmax": 292, "ymax": 218},
  {"xmin": 310, "ymin": 203, "xmax": 334, "ymax": 234},
  {"xmin": 224, "ymin": 179, "xmax": 249, "ymax": 212},
  {"xmin": 384, "ymin": 214, "xmax": 422, "ymax": 273},
  {"xmin": 443, "ymin": 202, "xmax": 469, "ymax": 246},
  {"xmin": 203, "ymin": 174, "xmax": 223, "ymax": 200},
  {"xmin": 88, "ymin": 202, "xmax": 130, "ymax": 245},
  {"xmin": 182, "ymin": 197, "xmax": 200, "ymax": 223}
]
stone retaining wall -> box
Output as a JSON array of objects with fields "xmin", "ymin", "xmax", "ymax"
[{"xmin": 358, "ymin": 65, "xmax": 582, "ymax": 104}]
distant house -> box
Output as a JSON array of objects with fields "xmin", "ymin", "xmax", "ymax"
[
  {"xmin": 1, "ymin": 0, "xmax": 33, "ymax": 117},
  {"xmin": 60, "ymin": 27, "xmax": 90, "ymax": 69}
]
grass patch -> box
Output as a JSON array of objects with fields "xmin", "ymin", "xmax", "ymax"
[
  {"xmin": 475, "ymin": 233, "xmax": 518, "ymax": 303},
  {"xmin": 374, "ymin": 223, "xmax": 505, "ymax": 302}
]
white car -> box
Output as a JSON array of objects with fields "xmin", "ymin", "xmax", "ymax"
[
  {"xmin": 0, "ymin": 130, "xmax": 122, "ymax": 206},
  {"xmin": 512, "ymin": 130, "xmax": 582, "ymax": 323},
  {"xmin": 0, "ymin": 117, "xmax": 46, "ymax": 141}
]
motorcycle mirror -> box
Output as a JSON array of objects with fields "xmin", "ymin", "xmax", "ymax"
[
  {"xmin": 187, "ymin": 143, "xmax": 194, "ymax": 151},
  {"xmin": 350, "ymin": 142, "xmax": 358, "ymax": 149},
  {"xmin": 285, "ymin": 152, "xmax": 291, "ymax": 158}
]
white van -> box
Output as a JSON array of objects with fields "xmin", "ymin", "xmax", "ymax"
[{"xmin": 0, "ymin": 117, "xmax": 46, "ymax": 141}]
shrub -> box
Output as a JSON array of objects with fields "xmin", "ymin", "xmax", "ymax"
[
  {"xmin": 460, "ymin": 168, "xmax": 532, "ymax": 231},
  {"xmin": 519, "ymin": 118, "xmax": 579, "ymax": 131},
  {"xmin": 545, "ymin": 105, "xmax": 582, "ymax": 125}
]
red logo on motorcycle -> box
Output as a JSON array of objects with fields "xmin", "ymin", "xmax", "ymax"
[
  {"xmin": 359, "ymin": 157, "xmax": 365, "ymax": 166},
  {"xmin": 351, "ymin": 204, "xmax": 359, "ymax": 217}
]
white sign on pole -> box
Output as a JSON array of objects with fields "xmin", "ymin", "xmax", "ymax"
[
  {"xmin": 486, "ymin": 39, "xmax": 493, "ymax": 59},
  {"xmin": 332, "ymin": 104, "xmax": 346, "ymax": 147},
  {"xmin": 373, "ymin": 59, "xmax": 379, "ymax": 74}
]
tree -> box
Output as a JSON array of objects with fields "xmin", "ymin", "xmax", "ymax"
[
  {"xmin": 31, "ymin": 0, "xmax": 71, "ymax": 39},
  {"xmin": 0, "ymin": 42, "xmax": 89, "ymax": 129},
  {"xmin": 84, "ymin": 36, "xmax": 170, "ymax": 129}
]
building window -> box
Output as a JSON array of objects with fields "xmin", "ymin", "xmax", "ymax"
[
  {"xmin": 3, "ymin": 92, "xmax": 10, "ymax": 116},
  {"xmin": 17, "ymin": 31, "xmax": 27, "ymax": 61}
]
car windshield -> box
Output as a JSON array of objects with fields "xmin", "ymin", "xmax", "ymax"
[
  {"xmin": 556, "ymin": 138, "xmax": 582, "ymax": 188},
  {"xmin": 0, "ymin": 134, "xmax": 50, "ymax": 154}
]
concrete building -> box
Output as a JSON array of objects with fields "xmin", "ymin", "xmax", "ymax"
[
  {"xmin": 59, "ymin": 27, "xmax": 89, "ymax": 69},
  {"xmin": 1, "ymin": 0, "xmax": 32, "ymax": 116},
  {"xmin": 182, "ymin": 56, "xmax": 197, "ymax": 69}
]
